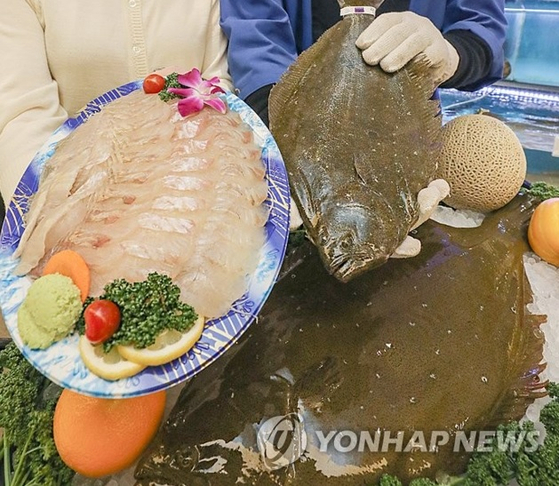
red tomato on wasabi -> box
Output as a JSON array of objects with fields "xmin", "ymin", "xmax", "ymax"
[
  {"xmin": 84, "ymin": 300, "xmax": 121, "ymax": 345},
  {"xmin": 142, "ymin": 74, "xmax": 166, "ymax": 94}
]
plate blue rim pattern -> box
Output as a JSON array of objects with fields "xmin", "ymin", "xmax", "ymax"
[{"xmin": 0, "ymin": 81, "xmax": 290, "ymax": 398}]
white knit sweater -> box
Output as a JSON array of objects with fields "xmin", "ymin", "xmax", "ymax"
[{"xmin": 0, "ymin": 0, "xmax": 232, "ymax": 203}]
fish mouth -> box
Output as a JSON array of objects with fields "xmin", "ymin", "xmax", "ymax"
[
  {"xmin": 314, "ymin": 204, "xmax": 388, "ymax": 282},
  {"xmin": 330, "ymin": 257, "xmax": 376, "ymax": 283},
  {"xmin": 323, "ymin": 244, "xmax": 384, "ymax": 283}
]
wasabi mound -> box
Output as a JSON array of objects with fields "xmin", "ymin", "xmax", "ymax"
[{"xmin": 18, "ymin": 274, "xmax": 81, "ymax": 349}]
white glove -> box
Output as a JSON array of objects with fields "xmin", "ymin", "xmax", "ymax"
[
  {"xmin": 355, "ymin": 12, "xmax": 460, "ymax": 86},
  {"xmin": 390, "ymin": 179, "xmax": 450, "ymax": 259}
]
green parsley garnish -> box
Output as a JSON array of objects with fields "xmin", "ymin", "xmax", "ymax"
[
  {"xmin": 0, "ymin": 343, "xmax": 74, "ymax": 485},
  {"xmin": 158, "ymin": 72, "xmax": 182, "ymax": 102},
  {"xmin": 525, "ymin": 181, "xmax": 559, "ymax": 201},
  {"xmin": 77, "ymin": 273, "xmax": 198, "ymax": 352}
]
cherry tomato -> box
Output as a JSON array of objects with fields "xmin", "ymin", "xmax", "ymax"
[
  {"xmin": 84, "ymin": 299, "xmax": 121, "ymax": 345},
  {"xmin": 142, "ymin": 73, "xmax": 166, "ymax": 94}
]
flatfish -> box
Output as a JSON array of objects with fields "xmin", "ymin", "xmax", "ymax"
[
  {"xmin": 135, "ymin": 194, "xmax": 545, "ymax": 484},
  {"xmin": 13, "ymin": 91, "xmax": 269, "ymax": 318},
  {"xmin": 269, "ymin": 0, "xmax": 442, "ymax": 282}
]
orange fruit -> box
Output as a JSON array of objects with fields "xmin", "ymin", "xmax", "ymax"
[
  {"xmin": 528, "ymin": 197, "xmax": 559, "ymax": 267},
  {"xmin": 53, "ymin": 388, "xmax": 166, "ymax": 478}
]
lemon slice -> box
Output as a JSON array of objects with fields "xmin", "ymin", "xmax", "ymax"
[
  {"xmin": 117, "ymin": 316, "xmax": 205, "ymax": 367},
  {"xmin": 79, "ymin": 336, "xmax": 147, "ymax": 381}
]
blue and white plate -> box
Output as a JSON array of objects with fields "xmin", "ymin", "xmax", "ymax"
[{"xmin": 0, "ymin": 81, "xmax": 290, "ymax": 398}]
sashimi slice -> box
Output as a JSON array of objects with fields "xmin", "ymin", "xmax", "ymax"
[{"xmin": 14, "ymin": 90, "xmax": 269, "ymax": 318}]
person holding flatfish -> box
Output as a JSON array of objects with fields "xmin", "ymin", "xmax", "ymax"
[
  {"xmin": 220, "ymin": 0, "xmax": 507, "ymax": 280},
  {"xmin": 220, "ymin": 0, "xmax": 506, "ymax": 125}
]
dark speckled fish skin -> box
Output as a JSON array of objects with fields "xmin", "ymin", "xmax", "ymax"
[
  {"xmin": 135, "ymin": 195, "xmax": 546, "ymax": 485},
  {"xmin": 269, "ymin": 5, "xmax": 442, "ymax": 282}
]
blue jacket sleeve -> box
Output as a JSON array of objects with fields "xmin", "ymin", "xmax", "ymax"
[
  {"xmin": 220, "ymin": 0, "xmax": 305, "ymax": 100},
  {"xmin": 411, "ymin": 0, "xmax": 507, "ymax": 90}
]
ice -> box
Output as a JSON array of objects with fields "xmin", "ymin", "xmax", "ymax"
[
  {"xmin": 430, "ymin": 205, "xmax": 485, "ymax": 228},
  {"xmin": 523, "ymin": 253, "xmax": 559, "ymax": 432}
]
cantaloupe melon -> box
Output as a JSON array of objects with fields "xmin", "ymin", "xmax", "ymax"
[{"xmin": 436, "ymin": 114, "xmax": 527, "ymax": 212}]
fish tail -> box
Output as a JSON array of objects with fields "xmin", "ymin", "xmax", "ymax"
[{"xmin": 337, "ymin": 1, "xmax": 385, "ymax": 8}]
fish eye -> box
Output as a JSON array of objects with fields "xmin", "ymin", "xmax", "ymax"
[
  {"xmin": 175, "ymin": 444, "xmax": 199, "ymax": 471},
  {"xmin": 338, "ymin": 232, "xmax": 355, "ymax": 252}
]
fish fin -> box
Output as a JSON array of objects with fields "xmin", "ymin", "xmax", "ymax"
[
  {"xmin": 269, "ymin": 26, "xmax": 344, "ymax": 232},
  {"xmin": 440, "ymin": 194, "xmax": 536, "ymax": 250},
  {"xmin": 483, "ymin": 280, "xmax": 547, "ymax": 427},
  {"xmin": 508, "ymin": 268, "xmax": 548, "ymax": 408},
  {"xmin": 405, "ymin": 55, "xmax": 443, "ymax": 152},
  {"xmin": 292, "ymin": 166, "xmax": 322, "ymax": 231},
  {"xmin": 407, "ymin": 55, "xmax": 437, "ymax": 99},
  {"xmin": 269, "ymin": 38, "xmax": 328, "ymax": 131},
  {"xmin": 338, "ymin": 1, "xmax": 386, "ymax": 7}
]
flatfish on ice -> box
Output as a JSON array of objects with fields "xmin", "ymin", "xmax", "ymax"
[
  {"xmin": 269, "ymin": 0, "xmax": 442, "ymax": 282},
  {"xmin": 135, "ymin": 194, "xmax": 546, "ymax": 484},
  {"xmin": 13, "ymin": 91, "xmax": 269, "ymax": 318}
]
